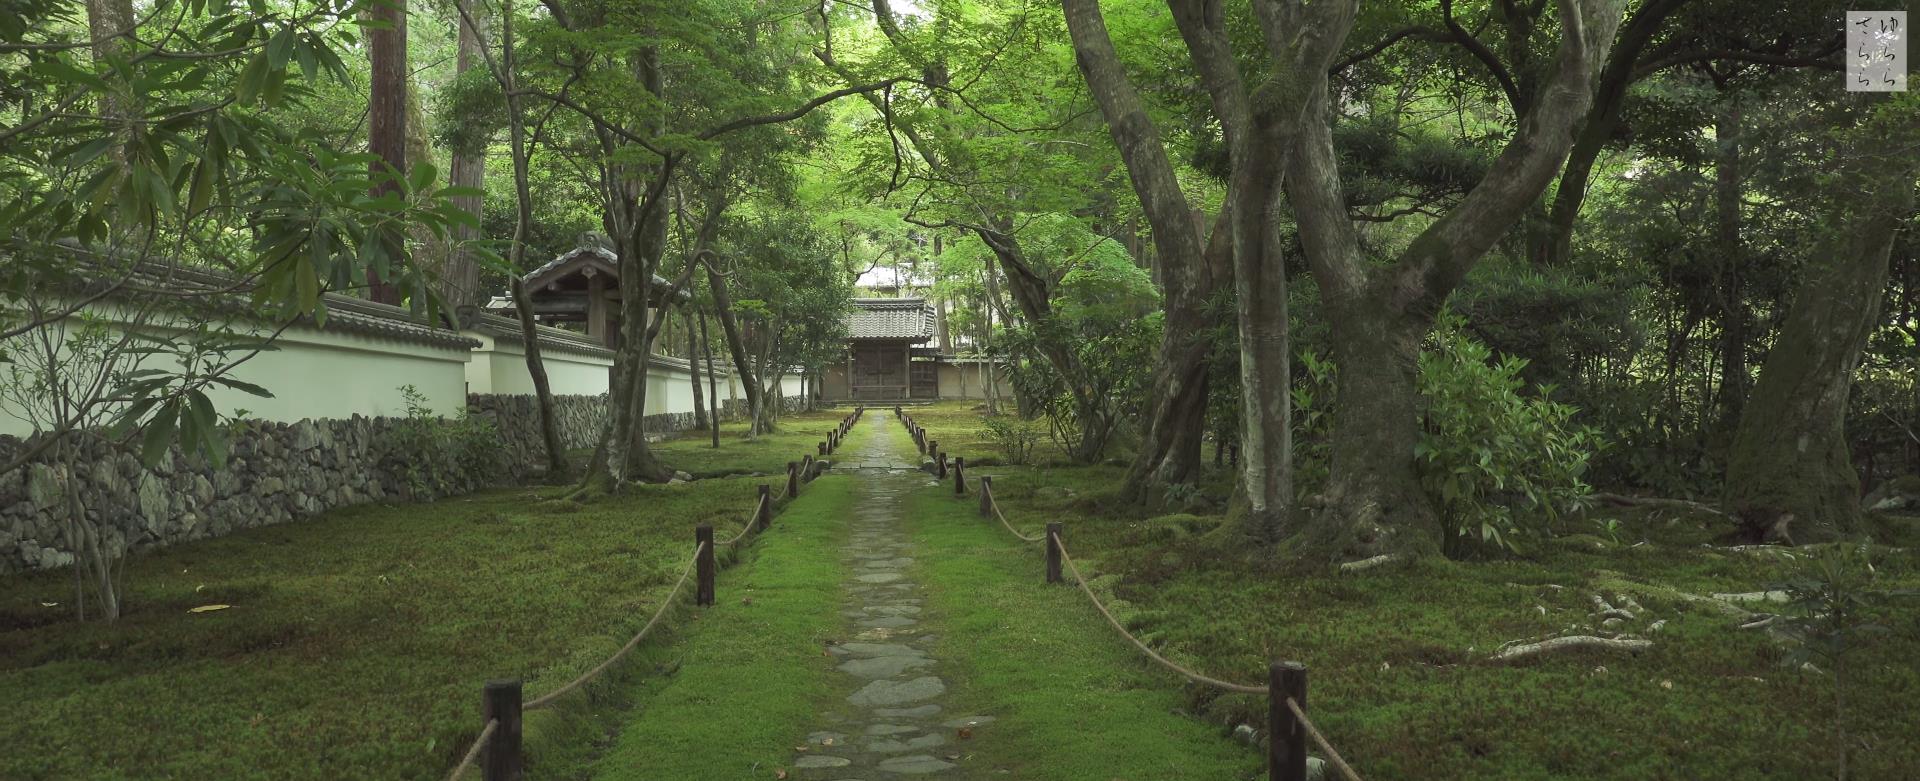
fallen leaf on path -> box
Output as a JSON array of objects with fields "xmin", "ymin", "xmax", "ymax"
[
  {"xmin": 774, "ymin": 770, "xmax": 787, "ymax": 780},
  {"xmin": 189, "ymin": 604, "xmax": 232, "ymax": 613},
  {"xmin": 957, "ymin": 726, "xmax": 973, "ymax": 739}
]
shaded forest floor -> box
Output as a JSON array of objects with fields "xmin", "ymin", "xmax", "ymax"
[
  {"xmin": 0, "ymin": 410, "xmax": 852, "ymax": 780},
  {"xmin": 903, "ymin": 402, "xmax": 1920, "ymax": 779}
]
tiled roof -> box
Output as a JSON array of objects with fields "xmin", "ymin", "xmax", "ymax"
[
  {"xmin": 22, "ymin": 245, "xmax": 480, "ymax": 351},
  {"xmin": 518, "ymin": 244, "xmax": 687, "ymax": 302},
  {"xmin": 847, "ymin": 297, "xmax": 935, "ymax": 342}
]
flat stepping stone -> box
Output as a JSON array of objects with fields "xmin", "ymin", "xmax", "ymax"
[
  {"xmin": 862, "ymin": 605, "xmax": 922, "ymax": 616},
  {"xmin": 858, "ymin": 615, "xmax": 918, "ymax": 629},
  {"xmin": 876, "ymin": 755, "xmax": 956, "ymax": 774},
  {"xmin": 847, "ymin": 676, "xmax": 945, "ymax": 707},
  {"xmin": 793, "ymin": 755, "xmax": 852, "ymax": 769},
  {"xmin": 874, "ymin": 704, "xmax": 942, "ymax": 719},
  {"xmin": 855, "ymin": 572, "xmax": 904, "ymax": 583},
  {"xmin": 837, "ymin": 654, "xmax": 933, "ymax": 679},
  {"xmin": 807, "ymin": 731, "xmax": 847, "ymax": 744},
  {"xmin": 940, "ymin": 715, "xmax": 995, "ymax": 729},
  {"xmin": 864, "ymin": 723, "xmax": 920, "ymax": 736},
  {"xmin": 866, "ymin": 733, "xmax": 948, "ymax": 754},
  {"xmin": 831, "ymin": 642, "xmax": 919, "ymax": 658}
]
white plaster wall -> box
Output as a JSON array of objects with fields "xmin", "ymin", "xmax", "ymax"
[
  {"xmin": 0, "ymin": 313, "xmax": 470, "ymax": 438},
  {"xmin": 462, "ymin": 333, "xmax": 614, "ymax": 397}
]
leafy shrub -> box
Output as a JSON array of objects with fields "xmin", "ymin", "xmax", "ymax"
[
  {"xmin": 980, "ymin": 414, "xmax": 1043, "ymax": 465},
  {"xmin": 380, "ymin": 385, "xmax": 511, "ymax": 499},
  {"xmin": 1415, "ymin": 319, "xmax": 1601, "ymax": 553}
]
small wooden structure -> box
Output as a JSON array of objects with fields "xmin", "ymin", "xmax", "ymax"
[
  {"xmin": 837, "ymin": 298, "xmax": 939, "ymax": 401},
  {"xmin": 482, "ymin": 236, "xmax": 686, "ymax": 348}
]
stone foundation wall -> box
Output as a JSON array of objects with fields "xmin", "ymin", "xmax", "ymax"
[
  {"xmin": 0, "ymin": 416, "xmax": 494, "ymax": 574},
  {"xmin": 1, "ymin": 391, "xmax": 820, "ymax": 574}
]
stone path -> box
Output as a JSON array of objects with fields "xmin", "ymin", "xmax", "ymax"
[{"xmin": 790, "ymin": 412, "xmax": 989, "ymax": 779}]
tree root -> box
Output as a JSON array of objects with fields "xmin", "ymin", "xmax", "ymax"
[
  {"xmin": 1589, "ymin": 492, "xmax": 1731, "ymax": 519},
  {"xmin": 1490, "ymin": 635, "xmax": 1653, "ymax": 663},
  {"xmin": 1337, "ymin": 553, "xmax": 1403, "ymax": 573}
]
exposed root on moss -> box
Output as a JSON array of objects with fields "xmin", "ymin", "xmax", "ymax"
[
  {"xmin": 1490, "ymin": 635, "xmax": 1653, "ymax": 663},
  {"xmin": 1590, "ymin": 492, "xmax": 1731, "ymax": 519},
  {"xmin": 1337, "ymin": 553, "xmax": 1404, "ymax": 573}
]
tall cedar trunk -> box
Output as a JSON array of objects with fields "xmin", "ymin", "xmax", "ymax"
[
  {"xmin": 86, "ymin": 0, "xmax": 134, "ymax": 139},
  {"xmin": 365, "ymin": 0, "xmax": 405, "ymax": 305},
  {"xmin": 1296, "ymin": 0, "xmax": 1621, "ymax": 561},
  {"xmin": 443, "ymin": 7, "xmax": 488, "ymax": 309},
  {"xmin": 1711, "ymin": 101, "xmax": 1747, "ymax": 432},
  {"xmin": 687, "ymin": 308, "xmax": 708, "ymax": 429},
  {"xmin": 1726, "ymin": 111, "xmax": 1919, "ymax": 541}
]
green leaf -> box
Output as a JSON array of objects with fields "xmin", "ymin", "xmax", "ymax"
[{"xmin": 141, "ymin": 403, "xmax": 181, "ymax": 465}]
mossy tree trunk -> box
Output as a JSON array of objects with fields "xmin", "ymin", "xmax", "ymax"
[
  {"xmin": 1288, "ymin": 0, "xmax": 1621, "ymax": 563},
  {"xmin": 1725, "ymin": 111, "xmax": 1918, "ymax": 540}
]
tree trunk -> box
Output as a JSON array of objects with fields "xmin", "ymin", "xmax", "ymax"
[
  {"xmin": 1292, "ymin": 0, "xmax": 1622, "ymax": 561},
  {"xmin": 687, "ymin": 308, "xmax": 708, "ymax": 429},
  {"xmin": 1535, "ymin": 0, "xmax": 1687, "ymax": 266},
  {"xmin": 1711, "ymin": 100, "xmax": 1747, "ymax": 433},
  {"xmin": 443, "ymin": 6, "xmax": 488, "ymax": 309},
  {"xmin": 366, "ymin": 0, "xmax": 406, "ymax": 305},
  {"xmin": 1063, "ymin": 0, "xmax": 1227, "ymax": 493},
  {"xmin": 1726, "ymin": 149, "xmax": 1916, "ymax": 541},
  {"xmin": 498, "ymin": 0, "xmax": 568, "ymax": 482},
  {"xmin": 512, "ymin": 278, "xmax": 571, "ymax": 480},
  {"xmin": 701, "ymin": 310, "xmax": 721, "ymax": 447},
  {"xmin": 1309, "ymin": 286, "xmax": 1438, "ymax": 556},
  {"xmin": 706, "ymin": 261, "xmax": 761, "ymax": 425}
]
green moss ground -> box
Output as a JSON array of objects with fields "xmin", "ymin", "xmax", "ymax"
[
  {"xmin": 900, "ymin": 401, "xmax": 1920, "ymax": 780},
  {"xmin": 573, "ymin": 474, "xmax": 853, "ymax": 781},
  {"xmin": 898, "ymin": 423, "xmax": 1260, "ymax": 781},
  {"xmin": 0, "ymin": 470, "xmax": 818, "ymax": 780},
  {"xmin": 652, "ymin": 406, "xmax": 863, "ymax": 477}
]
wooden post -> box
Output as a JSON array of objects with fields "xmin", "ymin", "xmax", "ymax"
[
  {"xmin": 978, "ymin": 476, "xmax": 993, "ymax": 516},
  {"xmin": 695, "ymin": 526, "xmax": 716, "ymax": 606},
  {"xmin": 953, "ymin": 457, "xmax": 966, "ymax": 495},
  {"xmin": 935, "ymin": 451, "xmax": 947, "ymax": 479},
  {"xmin": 1270, "ymin": 662, "xmax": 1307, "ymax": 781},
  {"xmin": 802, "ymin": 454, "xmax": 815, "ymax": 482},
  {"xmin": 786, "ymin": 462, "xmax": 799, "ymax": 498},
  {"xmin": 482, "ymin": 680, "xmax": 523, "ymax": 781},
  {"xmin": 757, "ymin": 485, "xmax": 772, "ymax": 530},
  {"xmin": 818, "ymin": 442, "xmax": 828, "ymax": 457},
  {"xmin": 1045, "ymin": 523, "xmax": 1063, "ymax": 584}
]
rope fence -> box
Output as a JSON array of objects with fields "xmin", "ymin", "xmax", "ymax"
[
  {"xmin": 441, "ymin": 406, "xmax": 867, "ymax": 781},
  {"xmin": 898, "ymin": 410, "xmax": 1364, "ymax": 781}
]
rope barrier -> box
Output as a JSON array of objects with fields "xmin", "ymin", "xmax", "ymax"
[
  {"xmin": 988, "ymin": 494, "xmax": 1046, "ymax": 543},
  {"xmin": 1054, "ymin": 536, "xmax": 1269, "ymax": 695},
  {"xmin": 442, "ymin": 717, "xmax": 498, "ymax": 781},
  {"xmin": 523, "ymin": 541, "xmax": 704, "ymax": 710},
  {"xmin": 721, "ymin": 494, "xmax": 768, "ymax": 546},
  {"xmin": 1287, "ymin": 698, "xmax": 1363, "ymax": 781}
]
